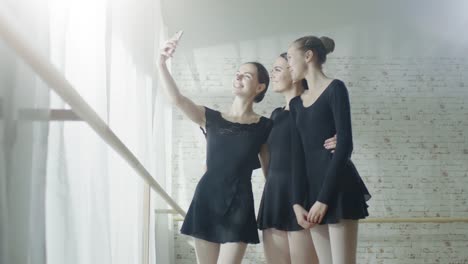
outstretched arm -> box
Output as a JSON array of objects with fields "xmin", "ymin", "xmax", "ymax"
[{"xmin": 158, "ymin": 32, "xmax": 205, "ymax": 127}]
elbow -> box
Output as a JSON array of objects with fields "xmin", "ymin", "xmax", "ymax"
[
  {"xmin": 346, "ymin": 141, "xmax": 353, "ymax": 157},
  {"xmin": 343, "ymin": 142, "xmax": 353, "ymax": 159},
  {"xmin": 346, "ymin": 147, "xmax": 353, "ymax": 159},
  {"xmin": 336, "ymin": 137, "xmax": 353, "ymax": 159}
]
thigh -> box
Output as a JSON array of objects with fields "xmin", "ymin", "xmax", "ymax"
[
  {"xmin": 310, "ymin": 224, "xmax": 332, "ymax": 264},
  {"xmin": 263, "ymin": 228, "xmax": 291, "ymax": 264},
  {"xmin": 328, "ymin": 220, "xmax": 359, "ymax": 264},
  {"xmin": 218, "ymin": 242, "xmax": 248, "ymax": 264},
  {"xmin": 287, "ymin": 229, "xmax": 318, "ymax": 264},
  {"xmin": 194, "ymin": 238, "xmax": 220, "ymax": 264}
]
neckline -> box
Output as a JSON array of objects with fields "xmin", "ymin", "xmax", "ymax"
[
  {"xmin": 218, "ymin": 111, "xmax": 264, "ymax": 126},
  {"xmin": 300, "ymin": 79, "xmax": 337, "ymax": 109}
]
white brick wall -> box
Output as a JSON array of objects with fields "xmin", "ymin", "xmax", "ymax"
[{"xmin": 169, "ymin": 54, "xmax": 468, "ymax": 263}]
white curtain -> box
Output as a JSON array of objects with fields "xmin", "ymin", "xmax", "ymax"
[
  {"xmin": 1, "ymin": 0, "xmax": 172, "ymax": 263},
  {"xmin": 0, "ymin": 0, "xmax": 50, "ymax": 263}
]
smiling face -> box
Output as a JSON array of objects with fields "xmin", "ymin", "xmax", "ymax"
[
  {"xmin": 232, "ymin": 63, "xmax": 265, "ymax": 102},
  {"xmin": 270, "ymin": 56, "xmax": 293, "ymax": 93},
  {"xmin": 287, "ymin": 43, "xmax": 309, "ymax": 83}
]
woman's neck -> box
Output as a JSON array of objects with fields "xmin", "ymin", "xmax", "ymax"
[
  {"xmin": 283, "ymin": 82, "xmax": 304, "ymax": 109},
  {"xmin": 229, "ymin": 97, "xmax": 255, "ymax": 117},
  {"xmin": 304, "ymin": 66, "xmax": 327, "ymax": 92}
]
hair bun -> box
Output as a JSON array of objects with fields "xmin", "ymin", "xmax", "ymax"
[{"xmin": 320, "ymin": 36, "xmax": 335, "ymax": 54}]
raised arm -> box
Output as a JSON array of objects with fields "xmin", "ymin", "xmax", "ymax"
[{"xmin": 158, "ymin": 32, "xmax": 205, "ymax": 127}]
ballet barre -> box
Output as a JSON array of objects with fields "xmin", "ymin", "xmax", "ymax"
[
  {"xmin": 0, "ymin": 9, "xmax": 186, "ymax": 218},
  {"xmin": 360, "ymin": 217, "xmax": 468, "ymax": 223},
  {"xmin": 18, "ymin": 109, "xmax": 82, "ymax": 121},
  {"xmin": 166, "ymin": 214, "xmax": 468, "ymax": 223}
]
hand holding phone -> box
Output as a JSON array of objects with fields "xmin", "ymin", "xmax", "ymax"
[{"xmin": 160, "ymin": 30, "xmax": 184, "ymax": 62}]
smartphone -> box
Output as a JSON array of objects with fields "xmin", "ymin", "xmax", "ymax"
[{"xmin": 174, "ymin": 30, "xmax": 184, "ymax": 41}]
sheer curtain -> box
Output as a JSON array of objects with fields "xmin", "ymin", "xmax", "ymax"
[
  {"xmin": 0, "ymin": 0, "xmax": 51, "ymax": 263},
  {"xmin": 1, "ymin": 0, "xmax": 171, "ymax": 263}
]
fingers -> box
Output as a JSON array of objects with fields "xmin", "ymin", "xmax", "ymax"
[
  {"xmin": 318, "ymin": 214, "xmax": 324, "ymax": 224},
  {"xmin": 165, "ymin": 40, "xmax": 178, "ymax": 49},
  {"xmin": 313, "ymin": 214, "xmax": 320, "ymax": 224},
  {"xmin": 160, "ymin": 40, "xmax": 179, "ymax": 58},
  {"xmin": 300, "ymin": 215, "xmax": 319, "ymax": 228},
  {"xmin": 299, "ymin": 219, "xmax": 313, "ymax": 229},
  {"xmin": 307, "ymin": 210, "xmax": 312, "ymax": 222},
  {"xmin": 306, "ymin": 221, "xmax": 315, "ymax": 229},
  {"xmin": 162, "ymin": 42, "xmax": 176, "ymax": 52},
  {"xmin": 307, "ymin": 208, "xmax": 323, "ymax": 224},
  {"xmin": 324, "ymin": 144, "xmax": 335, "ymax": 150},
  {"xmin": 309, "ymin": 213, "xmax": 322, "ymax": 224},
  {"xmin": 160, "ymin": 48, "xmax": 174, "ymax": 58},
  {"xmin": 308, "ymin": 212, "xmax": 318, "ymax": 223},
  {"xmin": 296, "ymin": 207, "xmax": 314, "ymax": 229},
  {"xmin": 299, "ymin": 204, "xmax": 325, "ymax": 227},
  {"xmin": 324, "ymin": 136, "xmax": 337, "ymax": 149},
  {"xmin": 161, "ymin": 47, "xmax": 175, "ymax": 56}
]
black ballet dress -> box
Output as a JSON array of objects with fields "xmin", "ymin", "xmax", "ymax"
[
  {"xmin": 180, "ymin": 107, "xmax": 273, "ymax": 244},
  {"xmin": 289, "ymin": 79, "xmax": 371, "ymax": 224},
  {"xmin": 257, "ymin": 107, "xmax": 303, "ymax": 231}
]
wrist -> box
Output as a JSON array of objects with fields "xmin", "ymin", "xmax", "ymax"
[
  {"xmin": 316, "ymin": 201, "xmax": 328, "ymax": 209},
  {"xmin": 293, "ymin": 204, "xmax": 302, "ymax": 212},
  {"xmin": 157, "ymin": 58, "xmax": 168, "ymax": 68}
]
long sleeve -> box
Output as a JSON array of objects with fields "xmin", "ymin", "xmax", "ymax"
[
  {"xmin": 254, "ymin": 117, "xmax": 273, "ymax": 170},
  {"xmin": 289, "ymin": 99, "xmax": 308, "ymax": 206},
  {"xmin": 317, "ymin": 81, "xmax": 354, "ymax": 204}
]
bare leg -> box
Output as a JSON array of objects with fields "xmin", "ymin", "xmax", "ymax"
[
  {"xmin": 329, "ymin": 220, "xmax": 359, "ymax": 264},
  {"xmin": 310, "ymin": 224, "xmax": 332, "ymax": 264},
  {"xmin": 217, "ymin": 242, "xmax": 248, "ymax": 264},
  {"xmin": 194, "ymin": 238, "xmax": 220, "ymax": 264},
  {"xmin": 263, "ymin": 228, "xmax": 291, "ymax": 264},
  {"xmin": 288, "ymin": 229, "xmax": 318, "ymax": 264}
]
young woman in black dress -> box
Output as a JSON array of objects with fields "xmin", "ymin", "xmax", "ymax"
[
  {"xmin": 257, "ymin": 53, "xmax": 337, "ymax": 264},
  {"xmin": 287, "ymin": 36, "xmax": 371, "ymax": 264},
  {"xmin": 158, "ymin": 33, "xmax": 273, "ymax": 264}
]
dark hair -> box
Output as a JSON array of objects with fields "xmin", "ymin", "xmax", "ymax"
[
  {"xmin": 279, "ymin": 52, "xmax": 308, "ymax": 89},
  {"xmin": 293, "ymin": 36, "xmax": 335, "ymax": 67},
  {"xmin": 245, "ymin": 62, "xmax": 269, "ymax": 103}
]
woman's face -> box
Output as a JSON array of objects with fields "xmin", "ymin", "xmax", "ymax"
[
  {"xmin": 232, "ymin": 63, "xmax": 263, "ymax": 100},
  {"xmin": 287, "ymin": 43, "xmax": 308, "ymax": 83},
  {"xmin": 270, "ymin": 57, "xmax": 293, "ymax": 93}
]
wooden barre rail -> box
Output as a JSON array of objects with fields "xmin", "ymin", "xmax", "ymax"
[
  {"xmin": 163, "ymin": 213, "xmax": 468, "ymax": 224},
  {"xmin": 360, "ymin": 217, "xmax": 468, "ymax": 223}
]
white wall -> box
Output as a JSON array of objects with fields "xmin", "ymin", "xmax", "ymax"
[{"xmin": 161, "ymin": 0, "xmax": 468, "ymax": 263}]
